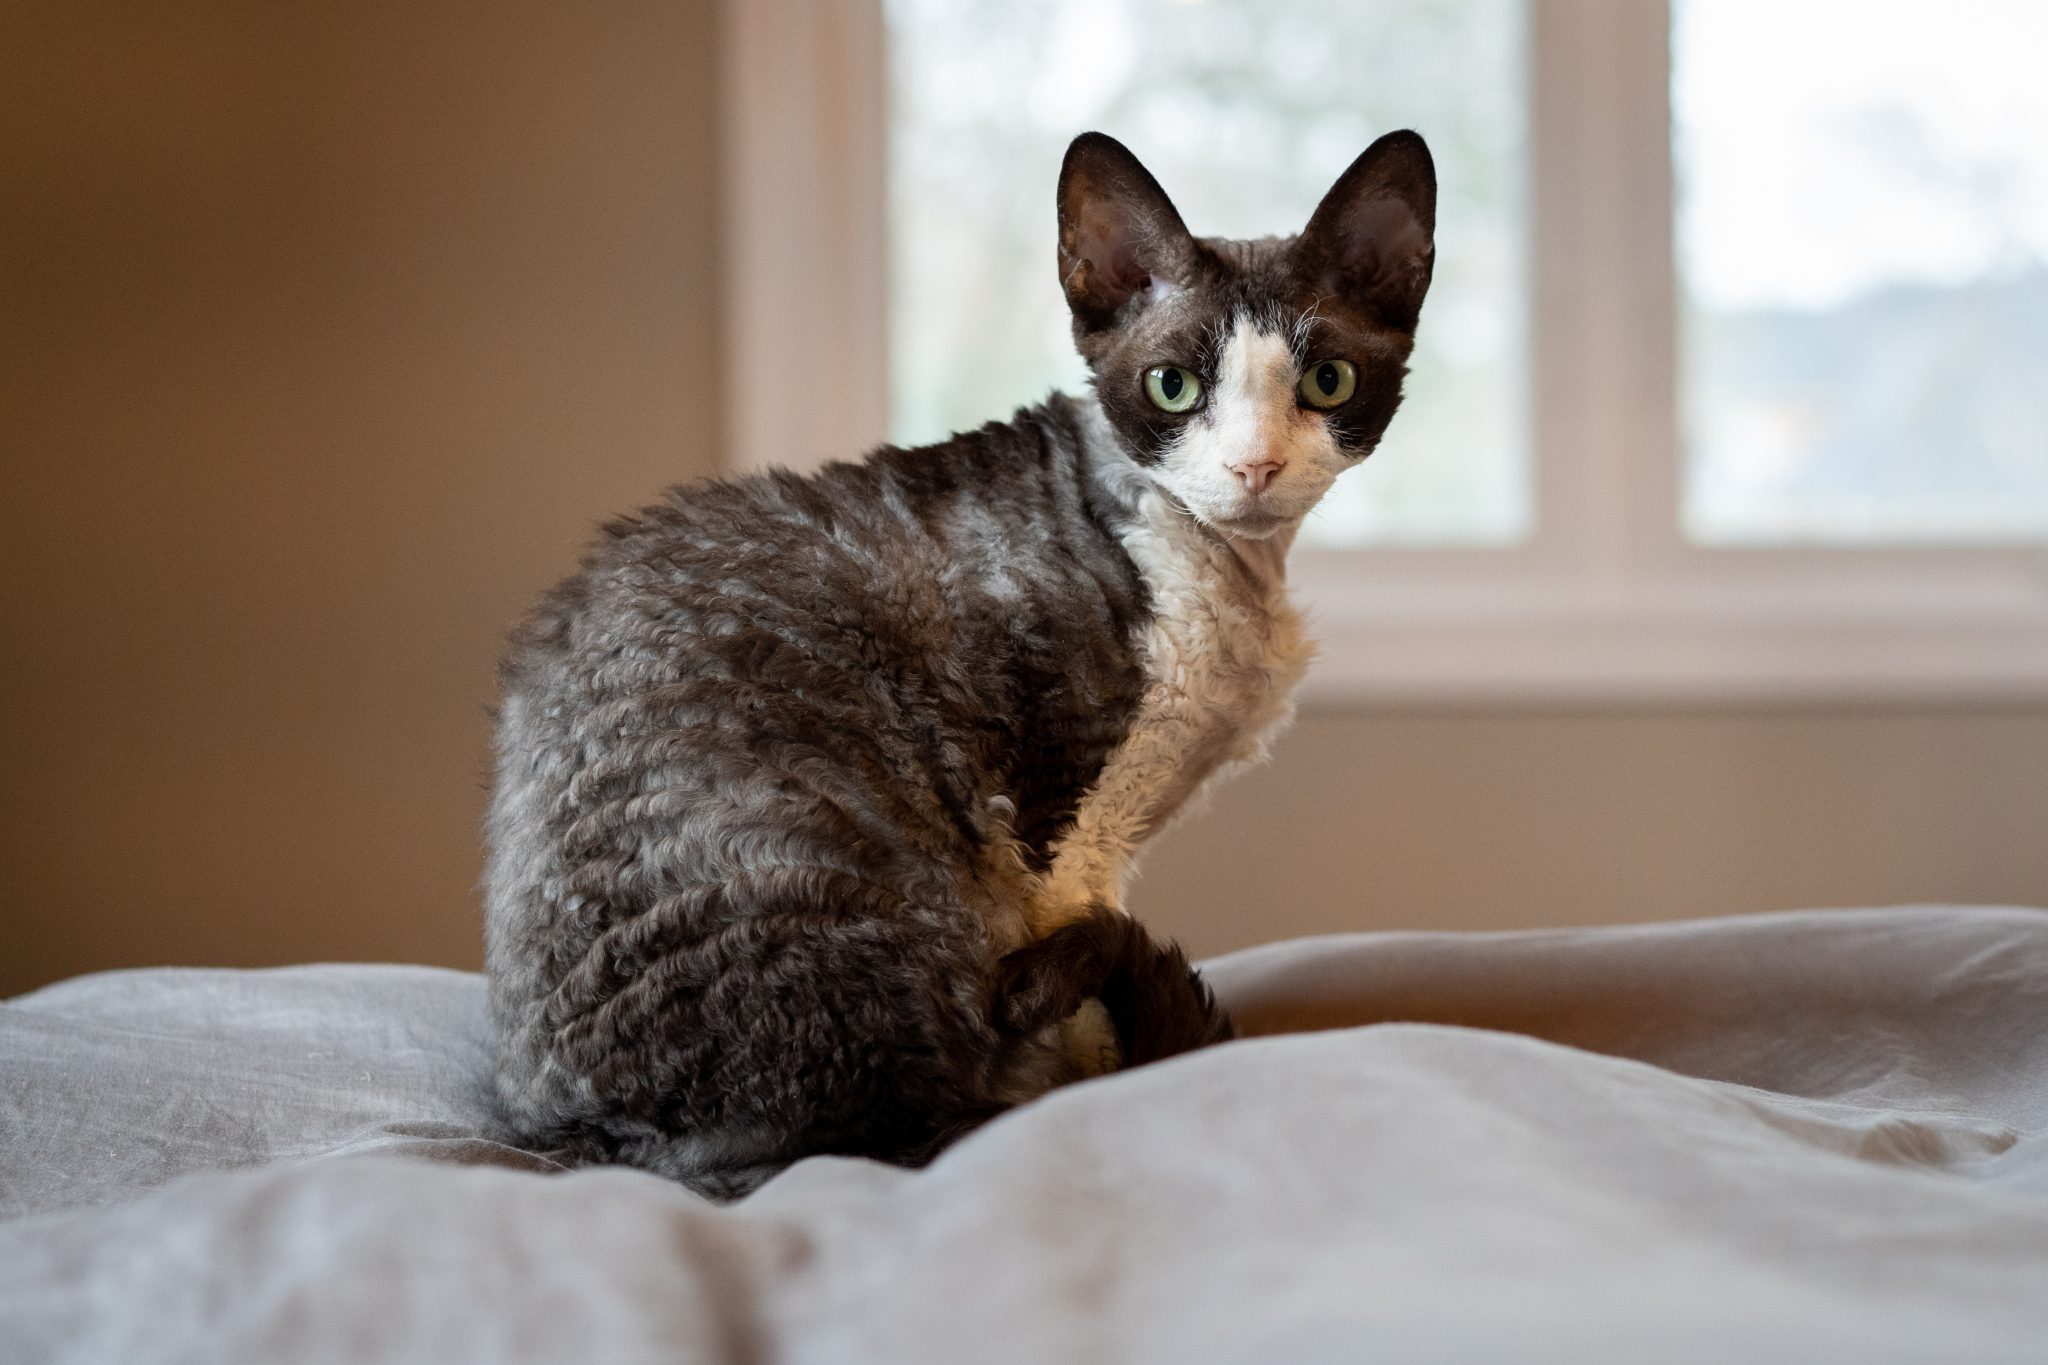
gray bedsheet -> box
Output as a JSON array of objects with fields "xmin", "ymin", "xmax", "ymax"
[{"xmin": 4, "ymin": 907, "xmax": 2047, "ymax": 1363}]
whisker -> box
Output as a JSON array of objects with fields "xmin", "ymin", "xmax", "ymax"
[{"xmin": 1290, "ymin": 297, "xmax": 1326, "ymax": 365}]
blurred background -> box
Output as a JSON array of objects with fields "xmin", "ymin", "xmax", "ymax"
[{"xmin": 4, "ymin": 0, "xmax": 2045, "ymax": 997}]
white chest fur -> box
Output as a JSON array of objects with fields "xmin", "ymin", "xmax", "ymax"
[{"xmin": 1025, "ymin": 482, "xmax": 1313, "ymax": 935}]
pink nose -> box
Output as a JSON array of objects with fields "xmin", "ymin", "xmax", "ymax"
[{"xmin": 1231, "ymin": 458, "xmax": 1285, "ymax": 494}]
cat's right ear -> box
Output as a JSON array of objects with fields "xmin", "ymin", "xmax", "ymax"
[
  {"xmin": 1296, "ymin": 130, "xmax": 1437, "ymax": 331},
  {"xmin": 1057, "ymin": 133, "xmax": 1197, "ymax": 331}
]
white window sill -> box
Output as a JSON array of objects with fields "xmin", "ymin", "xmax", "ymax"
[{"xmin": 1291, "ymin": 547, "xmax": 2048, "ymax": 704}]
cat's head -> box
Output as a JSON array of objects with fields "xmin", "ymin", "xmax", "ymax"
[{"xmin": 1057, "ymin": 130, "xmax": 1435, "ymax": 539}]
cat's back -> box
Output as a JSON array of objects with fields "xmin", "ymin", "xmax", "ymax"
[
  {"xmin": 482, "ymin": 399, "xmax": 1152, "ymax": 1162},
  {"xmin": 504, "ymin": 398, "xmax": 1124, "ymax": 694}
]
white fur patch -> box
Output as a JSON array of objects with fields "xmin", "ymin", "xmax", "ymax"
[
  {"xmin": 1025, "ymin": 400, "xmax": 1314, "ymax": 933},
  {"xmin": 1153, "ymin": 315, "xmax": 1353, "ymax": 537}
]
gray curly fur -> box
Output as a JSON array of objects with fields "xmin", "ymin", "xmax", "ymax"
[
  {"xmin": 484, "ymin": 397, "xmax": 1230, "ymax": 1194},
  {"xmin": 484, "ymin": 127, "xmax": 1435, "ymax": 1196}
]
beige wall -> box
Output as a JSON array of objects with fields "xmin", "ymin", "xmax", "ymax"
[
  {"xmin": 1138, "ymin": 706, "xmax": 2048, "ymax": 958},
  {"xmin": 1, "ymin": 2, "xmax": 725, "ymax": 995},
  {"xmin": 3, "ymin": 5, "xmax": 2044, "ymax": 996}
]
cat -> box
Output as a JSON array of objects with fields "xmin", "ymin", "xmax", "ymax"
[{"xmin": 484, "ymin": 128, "xmax": 1436, "ymax": 1197}]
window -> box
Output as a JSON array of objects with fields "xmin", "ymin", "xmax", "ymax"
[
  {"xmin": 722, "ymin": 0, "xmax": 2048, "ymax": 700},
  {"xmin": 1676, "ymin": 0, "xmax": 2048, "ymax": 544},
  {"xmin": 887, "ymin": 0, "xmax": 1529, "ymax": 546}
]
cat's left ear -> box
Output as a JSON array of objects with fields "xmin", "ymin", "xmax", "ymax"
[
  {"xmin": 1297, "ymin": 130, "xmax": 1437, "ymax": 330},
  {"xmin": 1057, "ymin": 132, "xmax": 1198, "ymax": 331}
]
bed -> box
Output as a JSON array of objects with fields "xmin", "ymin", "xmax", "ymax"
[{"xmin": 5, "ymin": 906, "xmax": 2046, "ymax": 1362}]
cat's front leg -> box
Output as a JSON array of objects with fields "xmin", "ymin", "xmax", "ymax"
[
  {"xmin": 1023, "ymin": 660, "xmax": 1304, "ymax": 938},
  {"xmin": 1022, "ymin": 759, "xmax": 1164, "ymax": 935},
  {"xmin": 1020, "ymin": 689, "xmax": 1264, "ymax": 936}
]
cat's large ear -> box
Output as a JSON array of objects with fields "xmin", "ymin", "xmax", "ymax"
[
  {"xmin": 1297, "ymin": 130, "xmax": 1437, "ymax": 330},
  {"xmin": 1057, "ymin": 132, "xmax": 1197, "ymax": 331}
]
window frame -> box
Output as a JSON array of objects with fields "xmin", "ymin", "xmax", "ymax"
[{"xmin": 719, "ymin": 0, "xmax": 2048, "ymax": 702}]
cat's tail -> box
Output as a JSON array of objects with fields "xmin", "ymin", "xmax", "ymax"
[
  {"xmin": 899, "ymin": 906, "xmax": 1232, "ymax": 1169},
  {"xmin": 992, "ymin": 905, "xmax": 1234, "ymax": 1068}
]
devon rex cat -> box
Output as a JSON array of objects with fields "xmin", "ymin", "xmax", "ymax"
[{"xmin": 485, "ymin": 129, "xmax": 1436, "ymax": 1196}]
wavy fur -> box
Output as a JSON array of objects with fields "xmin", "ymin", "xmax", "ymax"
[{"xmin": 484, "ymin": 130, "xmax": 1434, "ymax": 1196}]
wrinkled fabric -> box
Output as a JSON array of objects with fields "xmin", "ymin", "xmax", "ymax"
[{"xmin": 3, "ymin": 906, "xmax": 2046, "ymax": 1364}]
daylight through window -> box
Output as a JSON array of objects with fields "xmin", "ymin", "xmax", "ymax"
[
  {"xmin": 886, "ymin": 0, "xmax": 1530, "ymax": 547},
  {"xmin": 1675, "ymin": 0, "xmax": 2048, "ymax": 544}
]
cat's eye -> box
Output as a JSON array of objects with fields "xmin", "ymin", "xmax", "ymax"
[
  {"xmin": 1298, "ymin": 359, "xmax": 1357, "ymax": 409},
  {"xmin": 1143, "ymin": 366, "xmax": 1203, "ymax": 414}
]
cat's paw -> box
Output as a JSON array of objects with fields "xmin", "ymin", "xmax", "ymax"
[{"xmin": 1060, "ymin": 998, "xmax": 1122, "ymax": 1079}]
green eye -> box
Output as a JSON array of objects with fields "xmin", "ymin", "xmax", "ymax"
[
  {"xmin": 1298, "ymin": 359, "xmax": 1357, "ymax": 409},
  {"xmin": 1143, "ymin": 366, "xmax": 1203, "ymax": 414}
]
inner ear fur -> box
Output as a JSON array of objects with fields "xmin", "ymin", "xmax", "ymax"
[
  {"xmin": 1297, "ymin": 130, "xmax": 1437, "ymax": 331},
  {"xmin": 1057, "ymin": 132, "xmax": 1197, "ymax": 331}
]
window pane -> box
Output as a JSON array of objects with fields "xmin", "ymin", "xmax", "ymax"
[
  {"xmin": 886, "ymin": 0, "xmax": 1529, "ymax": 546},
  {"xmin": 1676, "ymin": 0, "xmax": 2048, "ymax": 544}
]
